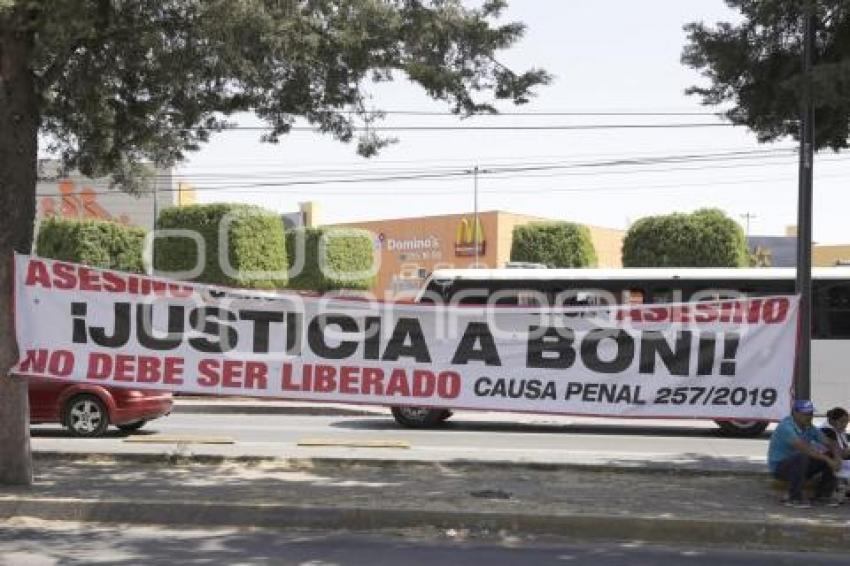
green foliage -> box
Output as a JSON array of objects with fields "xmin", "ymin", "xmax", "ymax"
[
  {"xmin": 286, "ymin": 227, "xmax": 375, "ymax": 292},
  {"xmin": 36, "ymin": 217, "xmax": 146, "ymax": 273},
  {"xmin": 683, "ymin": 1, "xmax": 850, "ymax": 150},
  {"xmin": 510, "ymin": 223, "xmax": 597, "ymax": 268},
  {"xmin": 622, "ymin": 209, "xmax": 748, "ymax": 268},
  {"xmin": 0, "ymin": 0, "xmax": 550, "ymax": 192},
  {"xmin": 154, "ymin": 203, "xmax": 286, "ymax": 289}
]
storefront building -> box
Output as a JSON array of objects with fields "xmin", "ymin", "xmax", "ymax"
[
  {"xmin": 332, "ymin": 210, "xmax": 624, "ymax": 300},
  {"xmin": 35, "ymin": 160, "xmax": 195, "ymax": 232}
]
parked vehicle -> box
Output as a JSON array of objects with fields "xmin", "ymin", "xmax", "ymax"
[{"xmin": 28, "ymin": 377, "xmax": 173, "ymax": 437}]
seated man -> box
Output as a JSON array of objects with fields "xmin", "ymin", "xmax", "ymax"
[
  {"xmin": 767, "ymin": 400, "xmax": 841, "ymax": 507},
  {"xmin": 820, "ymin": 407, "xmax": 850, "ymax": 484}
]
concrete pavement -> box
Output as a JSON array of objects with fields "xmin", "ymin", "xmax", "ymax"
[
  {"xmin": 9, "ymin": 398, "xmax": 845, "ymax": 553},
  {"xmin": 2, "ymin": 452, "xmax": 850, "ymax": 553}
]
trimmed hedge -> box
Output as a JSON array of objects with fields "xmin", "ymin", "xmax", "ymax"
[
  {"xmin": 37, "ymin": 218, "xmax": 146, "ymax": 273},
  {"xmin": 622, "ymin": 208, "xmax": 748, "ymax": 267},
  {"xmin": 154, "ymin": 203, "xmax": 286, "ymax": 288},
  {"xmin": 510, "ymin": 222, "xmax": 597, "ymax": 268},
  {"xmin": 286, "ymin": 227, "xmax": 375, "ymax": 292}
]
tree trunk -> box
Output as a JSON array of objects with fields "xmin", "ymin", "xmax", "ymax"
[{"xmin": 0, "ymin": 12, "xmax": 38, "ymax": 486}]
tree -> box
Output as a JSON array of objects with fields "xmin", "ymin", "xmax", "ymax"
[
  {"xmin": 682, "ymin": 0, "xmax": 850, "ymax": 149},
  {"xmin": 510, "ymin": 222, "xmax": 597, "ymax": 268},
  {"xmin": 0, "ymin": 0, "xmax": 550, "ymax": 485},
  {"xmin": 622, "ymin": 209, "xmax": 748, "ymax": 268}
]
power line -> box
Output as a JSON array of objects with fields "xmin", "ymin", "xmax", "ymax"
[
  {"xmin": 41, "ymin": 148, "xmax": 800, "ymax": 190},
  {"xmin": 216, "ymin": 122, "xmax": 734, "ymax": 132}
]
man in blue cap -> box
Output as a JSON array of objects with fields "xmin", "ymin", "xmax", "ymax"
[{"xmin": 768, "ymin": 399, "xmax": 841, "ymax": 507}]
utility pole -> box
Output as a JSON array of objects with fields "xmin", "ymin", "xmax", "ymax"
[
  {"xmin": 465, "ymin": 165, "xmax": 489, "ymax": 267},
  {"xmin": 473, "ymin": 165, "xmax": 479, "ymax": 267},
  {"xmin": 739, "ymin": 213, "xmax": 757, "ymax": 238},
  {"xmin": 795, "ymin": 2, "xmax": 816, "ymax": 401}
]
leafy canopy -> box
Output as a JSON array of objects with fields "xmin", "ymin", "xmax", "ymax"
[
  {"xmin": 622, "ymin": 208, "xmax": 748, "ymax": 268},
  {"xmin": 510, "ymin": 222, "xmax": 597, "ymax": 268},
  {"xmin": 682, "ymin": 0, "xmax": 850, "ymax": 150},
  {"xmin": 3, "ymin": 0, "xmax": 549, "ymax": 190}
]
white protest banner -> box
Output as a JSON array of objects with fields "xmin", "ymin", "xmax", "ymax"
[{"xmin": 13, "ymin": 254, "xmax": 798, "ymax": 420}]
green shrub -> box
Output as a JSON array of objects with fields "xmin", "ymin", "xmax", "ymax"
[
  {"xmin": 510, "ymin": 222, "xmax": 597, "ymax": 268},
  {"xmin": 622, "ymin": 208, "xmax": 748, "ymax": 267},
  {"xmin": 154, "ymin": 203, "xmax": 286, "ymax": 288},
  {"xmin": 36, "ymin": 218, "xmax": 146, "ymax": 273},
  {"xmin": 286, "ymin": 227, "xmax": 375, "ymax": 292}
]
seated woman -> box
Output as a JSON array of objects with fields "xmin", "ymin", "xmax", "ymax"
[{"xmin": 820, "ymin": 407, "xmax": 850, "ymax": 482}]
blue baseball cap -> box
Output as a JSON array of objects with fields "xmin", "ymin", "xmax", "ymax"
[{"xmin": 792, "ymin": 400, "xmax": 815, "ymax": 414}]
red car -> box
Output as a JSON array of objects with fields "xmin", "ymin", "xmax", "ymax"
[{"xmin": 28, "ymin": 377, "xmax": 173, "ymax": 437}]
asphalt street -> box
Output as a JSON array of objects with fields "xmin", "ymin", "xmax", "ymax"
[
  {"xmin": 2, "ymin": 518, "xmax": 848, "ymax": 566},
  {"xmin": 30, "ymin": 411, "xmax": 771, "ymax": 472}
]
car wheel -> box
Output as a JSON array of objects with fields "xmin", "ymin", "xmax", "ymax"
[
  {"xmin": 117, "ymin": 420, "xmax": 147, "ymax": 433},
  {"xmin": 63, "ymin": 394, "xmax": 109, "ymax": 437},
  {"xmin": 714, "ymin": 419, "xmax": 769, "ymax": 438},
  {"xmin": 391, "ymin": 406, "xmax": 451, "ymax": 428}
]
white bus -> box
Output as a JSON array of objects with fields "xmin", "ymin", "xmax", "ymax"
[{"xmin": 390, "ymin": 267, "xmax": 850, "ymax": 437}]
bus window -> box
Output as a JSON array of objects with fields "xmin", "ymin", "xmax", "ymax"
[
  {"xmin": 826, "ymin": 284, "xmax": 850, "ymax": 338},
  {"xmin": 623, "ymin": 289, "xmax": 645, "ymax": 305},
  {"xmin": 650, "ymin": 288, "xmax": 684, "ymax": 304},
  {"xmin": 490, "ymin": 289, "xmax": 550, "ymax": 307},
  {"xmin": 554, "ymin": 289, "xmax": 617, "ymax": 308}
]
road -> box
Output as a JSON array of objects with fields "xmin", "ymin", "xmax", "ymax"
[
  {"xmin": 30, "ymin": 410, "xmax": 770, "ymax": 471},
  {"xmin": 1, "ymin": 518, "xmax": 847, "ymax": 566}
]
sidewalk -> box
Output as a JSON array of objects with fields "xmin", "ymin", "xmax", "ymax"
[{"xmin": 2, "ymin": 452, "xmax": 850, "ymax": 552}]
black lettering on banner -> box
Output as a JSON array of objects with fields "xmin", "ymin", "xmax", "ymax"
[
  {"xmin": 137, "ymin": 304, "xmax": 184, "ymax": 351},
  {"xmin": 363, "ymin": 317, "xmax": 381, "ymax": 360},
  {"xmin": 474, "ymin": 376, "xmax": 492, "ymax": 396},
  {"xmin": 697, "ymin": 333, "xmax": 716, "ymax": 376},
  {"xmin": 239, "ymin": 310, "xmax": 284, "ymax": 353},
  {"xmin": 188, "ymin": 308, "xmax": 238, "ymax": 353},
  {"xmin": 382, "ymin": 317, "xmax": 432, "ymax": 363},
  {"xmin": 451, "ymin": 322, "xmax": 502, "ymax": 366},
  {"xmin": 580, "ymin": 329, "xmax": 633, "ymax": 374},
  {"xmin": 89, "ymin": 302, "xmax": 131, "ymax": 348},
  {"xmin": 307, "ymin": 314, "xmax": 359, "ymax": 360},
  {"xmin": 71, "ymin": 302, "xmax": 87, "ymax": 343},
  {"xmin": 526, "ymin": 326, "xmax": 576, "ymax": 369},
  {"xmin": 639, "ymin": 330, "xmax": 691, "ymax": 376},
  {"xmin": 286, "ymin": 312, "xmax": 302, "ymax": 355}
]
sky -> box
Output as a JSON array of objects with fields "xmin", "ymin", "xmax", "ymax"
[{"xmin": 176, "ymin": 0, "xmax": 850, "ymax": 245}]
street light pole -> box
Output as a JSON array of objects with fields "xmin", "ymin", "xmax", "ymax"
[
  {"xmin": 740, "ymin": 212, "xmax": 757, "ymax": 238},
  {"xmin": 795, "ymin": 3, "xmax": 816, "ymax": 401}
]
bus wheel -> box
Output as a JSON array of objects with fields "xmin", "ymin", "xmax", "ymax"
[
  {"xmin": 391, "ymin": 406, "xmax": 451, "ymax": 428},
  {"xmin": 714, "ymin": 420, "xmax": 768, "ymax": 438}
]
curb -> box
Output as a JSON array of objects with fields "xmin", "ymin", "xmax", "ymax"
[
  {"xmin": 172, "ymin": 402, "xmax": 386, "ymax": 417},
  {"xmin": 1, "ymin": 496, "xmax": 848, "ymax": 552},
  {"xmin": 31, "ymin": 451, "xmax": 769, "ymax": 478}
]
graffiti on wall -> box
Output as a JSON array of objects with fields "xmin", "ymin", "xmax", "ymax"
[{"xmin": 40, "ymin": 181, "xmax": 131, "ymax": 224}]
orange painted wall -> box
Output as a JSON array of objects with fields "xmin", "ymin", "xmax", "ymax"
[{"xmin": 333, "ymin": 211, "xmax": 624, "ymax": 299}]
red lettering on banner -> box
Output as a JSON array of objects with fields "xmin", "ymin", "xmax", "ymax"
[
  {"xmin": 196, "ymin": 359, "xmax": 268, "ymax": 390},
  {"xmin": 386, "ymin": 368, "xmax": 411, "ymax": 397},
  {"xmin": 339, "ymin": 366, "xmax": 359, "ymax": 394},
  {"xmin": 361, "ymin": 367, "xmax": 384, "ymax": 396},
  {"xmin": 18, "ymin": 349, "xmax": 49, "ymax": 373},
  {"xmin": 86, "ymin": 352, "xmax": 184, "ymax": 384},
  {"xmin": 763, "ymin": 298, "xmax": 790, "ymax": 324},
  {"xmin": 101, "ymin": 271, "xmax": 127, "ymax": 293},
  {"xmin": 412, "ymin": 370, "xmax": 435, "ymax": 397},
  {"xmin": 314, "ymin": 365, "xmax": 336, "ymax": 392},
  {"xmin": 437, "ymin": 371, "xmax": 461, "ymax": 398},
  {"xmin": 78, "ymin": 268, "xmax": 101, "ymax": 291},
  {"xmin": 198, "ymin": 359, "xmax": 219, "ymax": 387},
  {"xmin": 52, "ymin": 262, "xmax": 76, "ymax": 289},
  {"xmin": 244, "ymin": 362, "xmax": 267, "ymax": 390},
  {"xmin": 87, "ymin": 353, "xmax": 112, "ymax": 380},
  {"xmin": 24, "ymin": 260, "xmax": 51, "ymax": 288}
]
